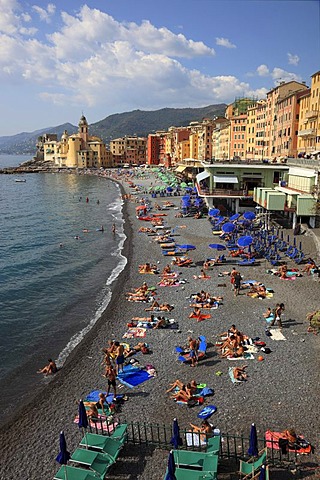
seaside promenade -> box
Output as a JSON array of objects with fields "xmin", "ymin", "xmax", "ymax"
[{"xmin": 0, "ymin": 168, "xmax": 319, "ymax": 480}]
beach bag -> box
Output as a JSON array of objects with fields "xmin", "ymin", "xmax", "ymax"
[
  {"xmin": 199, "ymin": 387, "xmax": 214, "ymax": 397},
  {"xmin": 261, "ymin": 347, "xmax": 271, "ymax": 354}
]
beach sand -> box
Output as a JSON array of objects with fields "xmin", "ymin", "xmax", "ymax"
[{"xmin": 0, "ymin": 170, "xmax": 319, "ymax": 480}]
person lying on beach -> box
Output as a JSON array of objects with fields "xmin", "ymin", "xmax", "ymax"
[
  {"xmin": 166, "ymin": 379, "xmax": 198, "ymax": 393},
  {"xmin": 126, "ymin": 282, "xmax": 149, "ymax": 297},
  {"xmin": 139, "ymin": 263, "xmax": 158, "ymax": 274},
  {"xmin": 193, "ymin": 269, "xmax": 210, "ymax": 280},
  {"xmin": 189, "ymin": 420, "xmax": 213, "ymax": 442},
  {"xmin": 302, "ymin": 260, "xmax": 317, "ymax": 275},
  {"xmin": 162, "ymin": 264, "xmax": 172, "ymax": 275},
  {"xmin": 37, "ymin": 359, "xmax": 57, "ymax": 375},
  {"xmin": 171, "ymin": 382, "xmax": 198, "ymax": 402},
  {"xmin": 233, "ymin": 365, "xmax": 248, "ymax": 381},
  {"xmin": 218, "ymin": 324, "xmax": 239, "ymax": 338},
  {"xmin": 189, "ymin": 307, "xmax": 202, "ymax": 318},
  {"xmin": 145, "ymin": 301, "xmax": 174, "ymax": 312},
  {"xmin": 172, "ymin": 256, "xmax": 192, "ymax": 267},
  {"xmin": 221, "ymin": 345, "xmax": 245, "ymax": 358},
  {"xmin": 246, "ymin": 284, "xmax": 267, "ymax": 298},
  {"xmin": 87, "ymin": 403, "xmax": 100, "ymax": 421},
  {"xmin": 153, "ymin": 316, "xmax": 168, "ymax": 329},
  {"xmin": 263, "ymin": 307, "xmax": 273, "ymax": 319},
  {"xmin": 138, "ymin": 227, "xmax": 156, "ymax": 233},
  {"xmin": 158, "ymin": 277, "xmax": 179, "ymax": 286}
]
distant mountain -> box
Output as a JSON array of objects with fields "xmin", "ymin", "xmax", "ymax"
[
  {"xmin": 0, "ymin": 104, "xmax": 227, "ymax": 155},
  {"xmin": 0, "ymin": 123, "xmax": 77, "ymax": 155},
  {"xmin": 90, "ymin": 104, "xmax": 227, "ymax": 141}
]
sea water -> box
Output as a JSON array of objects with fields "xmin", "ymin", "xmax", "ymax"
[{"xmin": 0, "ymin": 159, "xmax": 126, "ymax": 423}]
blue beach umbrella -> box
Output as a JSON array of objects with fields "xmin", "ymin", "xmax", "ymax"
[
  {"xmin": 222, "ymin": 222, "xmax": 236, "ymax": 233},
  {"xmin": 237, "ymin": 236, "xmax": 253, "ymax": 248},
  {"xmin": 170, "ymin": 418, "xmax": 183, "ymax": 449},
  {"xmin": 209, "ymin": 244, "xmax": 226, "ymax": 251},
  {"xmin": 209, "ymin": 208, "xmax": 220, "ymax": 217},
  {"xmin": 165, "ymin": 451, "xmax": 177, "ymax": 480},
  {"xmin": 230, "ymin": 213, "xmax": 240, "ymax": 221},
  {"xmin": 56, "ymin": 431, "xmax": 70, "ymax": 479},
  {"xmin": 243, "ymin": 211, "xmax": 256, "ymax": 221},
  {"xmin": 248, "ymin": 423, "xmax": 258, "ymax": 457},
  {"xmin": 176, "ymin": 244, "xmax": 196, "ymax": 251},
  {"xmin": 167, "ymin": 187, "xmax": 173, "ymax": 193}
]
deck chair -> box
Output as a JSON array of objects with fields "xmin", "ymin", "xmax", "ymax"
[
  {"xmin": 70, "ymin": 448, "xmax": 114, "ymax": 477},
  {"xmin": 54, "ymin": 465, "xmax": 102, "ymax": 480},
  {"xmin": 173, "ymin": 450, "xmax": 218, "ymax": 471},
  {"xmin": 252, "ymin": 465, "xmax": 269, "ymax": 479},
  {"xmin": 206, "ymin": 435, "xmax": 221, "ymax": 454},
  {"xmin": 79, "ymin": 433, "xmax": 123, "ymax": 462},
  {"xmin": 239, "ymin": 448, "xmax": 267, "ymax": 479},
  {"xmin": 110, "ymin": 423, "xmax": 128, "ymax": 443}
]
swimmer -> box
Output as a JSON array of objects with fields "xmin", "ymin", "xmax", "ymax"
[
  {"xmin": 37, "ymin": 359, "xmax": 57, "ymax": 376},
  {"xmin": 112, "ymin": 224, "xmax": 116, "ymax": 234},
  {"xmin": 59, "ymin": 243, "xmax": 63, "ymax": 248}
]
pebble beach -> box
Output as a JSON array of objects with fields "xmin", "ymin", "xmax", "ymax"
[{"xmin": 0, "ymin": 169, "xmax": 319, "ymax": 480}]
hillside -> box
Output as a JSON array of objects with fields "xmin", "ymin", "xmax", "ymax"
[
  {"xmin": 0, "ymin": 104, "xmax": 227, "ymax": 154},
  {"xmin": 90, "ymin": 104, "xmax": 227, "ymax": 140}
]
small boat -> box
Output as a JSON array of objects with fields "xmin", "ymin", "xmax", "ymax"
[{"xmin": 15, "ymin": 178, "xmax": 26, "ymax": 183}]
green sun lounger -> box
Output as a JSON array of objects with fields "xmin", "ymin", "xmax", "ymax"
[
  {"xmin": 164, "ymin": 467, "xmax": 217, "ymax": 480},
  {"xmin": 54, "ymin": 465, "xmax": 102, "ymax": 480},
  {"xmin": 173, "ymin": 450, "xmax": 218, "ymax": 472},
  {"xmin": 206, "ymin": 435, "xmax": 221, "ymax": 454},
  {"xmin": 70, "ymin": 448, "xmax": 114, "ymax": 477},
  {"xmin": 110, "ymin": 423, "xmax": 128, "ymax": 443},
  {"xmin": 79, "ymin": 433, "xmax": 123, "ymax": 462}
]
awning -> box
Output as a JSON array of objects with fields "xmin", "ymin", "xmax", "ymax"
[
  {"xmin": 214, "ymin": 175, "xmax": 239, "ymax": 183},
  {"xmin": 175, "ymin": 165, "xmax": 187, "ymax": 173},
  {"xmin": 196, "ymin": 171, "xmax": 210, "ymax": 182}
]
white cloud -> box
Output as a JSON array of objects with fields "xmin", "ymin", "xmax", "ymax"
[
  {"xmin": 287, "ymin": 53, "xmax": 300, "ymax": 66},
  {"xmin": 32, "ymin": 3, "xmax": 56, "ymax": 23},
  {"xmin": 271, "ymin": 67, "xmax": 302, "ymax": 84},
  {"xmin": 215, "ymin": 37, "xmax": 236, "ymax": 49},
  {"xmin": 256, "ymin": 64, "xmax": 270, "ymax": 76}
]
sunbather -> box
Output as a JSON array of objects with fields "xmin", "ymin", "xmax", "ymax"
[
  {"xmin": 189, "ymin": 420, "xmax": 213, "ymax": 442},
  {"xmin": 263, "ymin": 307, "xmax": 273, "ymax": 319},
  {"xmin": 171, "ymin": 383, "xmax": 196, "ymax": 402},
  {"xmin": 87, "ymin": 403, "xmax": 99, "ymax": 421},
  {"xmin": 96, "ymin": 393, "xmax": 107, "ymax": 414},
  {"xmin": 153, "ymin": 316, "xmax": 168, "ymax": 329},
  {"xmin": 145, "ymin": 301, "xmax": 174, "ymax": 312},
  {"xmin": 233, "ymin": 365, "xmax": 248, "ymax": 381},
  {"xmin": 37, "ymin": 358, "xmax": 57, "ymax": 375},
  {"xmin": 162, "ymin": 264, "xmax": 172, "ymax": 275}
]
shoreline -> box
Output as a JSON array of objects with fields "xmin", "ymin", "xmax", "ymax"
[{"xmin": 0, "ymin": 171, "xmax": 319, "ymax": 479}]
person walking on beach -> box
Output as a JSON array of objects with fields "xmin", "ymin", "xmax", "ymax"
[
  {"xmin": 234, "ymin": 272, "xmax": 242, "ymax": 296},
  {"xmin": 230, "ymin": 267, "xmax": 238, "ymax": 290},
  {"xmin": 270, "ymin": 303, "xmax": 285, "ymax": 329},
  {"xmin": 105, "ymin": 364, "xmax": 117, "ymax": 400},
  {"xmin": 188, "ymin": 336, "xmax": 199, "ymax": 367},
  {"xmin": 114, "ymin": 342, "xmax": 125, "ymax": 374}
]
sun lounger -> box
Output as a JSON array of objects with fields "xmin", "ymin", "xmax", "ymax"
[
  {"xmin": 239, "ymin": 448, "xmax": 267, "ymax": 479},
  {"xmin": 70, "ymin": 448, "xmax": 114, "ymax": 477},
  {"xmin": 206, "ymin": 435, "xmax": 221, "ymax": 454},
  {"xmin": 79, "ymin": 433, "xmax": 124, "ymax": 461},
  {"xmin": 173, "ymin": 450, "xmax": 218, "ymax": 471},
  {"xmin": 54, "ymin": 465, "xmax": 102, "ymax": 480}
]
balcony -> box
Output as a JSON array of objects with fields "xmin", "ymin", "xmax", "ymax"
[
  {"xmin": 297, "ymin": 129, "xmax": 316, "ymax": 137},
  {"xmin": 305, "ymin": 111, "xmax": 318, "ymax": 119},
  {"xmin": 196, "ymin": 183, "xmax": 253, "ymax": 198}
]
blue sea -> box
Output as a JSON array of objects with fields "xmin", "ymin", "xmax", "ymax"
[{"xmin": 0, "ymin": 155, "xmax": 126, "ymax": 423}]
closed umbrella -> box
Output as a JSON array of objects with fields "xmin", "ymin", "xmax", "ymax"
[
  {"xmin": 167, "ymin": 187, "xmax": 173, "ymax": 193},
  {"xmin": 248, "ymin": 423, "xmax": 258, "ymax": 457},
  {"xmin": 222, "ymin": 222, "xmax": 236, "ymax": 233},
  {"xmin": 170, "ymin": 418, "xmax": 183, "ymax": 449},
  {"xmin": 56, "ymin": 431, "xmax": 70, "ymax": 479},
  {"xmin": 78, "ymin": 400, "xmax": 88, "ymax": 448},
  {"xmin": 259, "ymin": 464, "xmax": 267, "ymax": 480},
  {"xmin": 209, "ymin": 244, "xmax": 226, "ymax": 251},
  {"xmin": 165, "ymin": 450, "xmax": 177, "ymax": 480}
]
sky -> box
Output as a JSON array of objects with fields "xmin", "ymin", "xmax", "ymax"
[{"xmin": 0, "ymin": 0, "xmax": 319, "ymax": 135}]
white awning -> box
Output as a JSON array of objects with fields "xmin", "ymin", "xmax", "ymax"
[
  {"xmin": 213, "ymin": 175, "xmax": 239, "ymax": 183},
  {"xmin": 196, "ymin": 171, "xmax": 211, "ymax": 182}
]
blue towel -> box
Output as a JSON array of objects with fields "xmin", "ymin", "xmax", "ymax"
[{"xmin": 117, "ymin": 369, "xmax": 153, "ymax": 388}]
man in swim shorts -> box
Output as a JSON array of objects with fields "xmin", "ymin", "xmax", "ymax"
[
  {"xmin": 114, "ymin": 342, "xmax": 125, "ymax": 374},
  {"xmin": 105, "ymin": 365, "xmax": 117, "ymax": 400}
]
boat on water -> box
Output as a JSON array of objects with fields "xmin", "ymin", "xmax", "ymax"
[{"xmin": 15, "ymin": 178, "xmax": 26, "ymax": 182}]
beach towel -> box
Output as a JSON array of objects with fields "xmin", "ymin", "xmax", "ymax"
[
  {"xmin": 197, "ymin": 405, "xmax": 217, "ymax": 419},
  {"xmin": 193, "ymin": 275, "xmax": 211, "ymax": 280},
  {"xmin": 123, "ymin": 327, "xmax": 146, "ymax": 338},
  {"xmin": 280, "ymin": 276, "xmax": 296, "ymax": 280},
  {"xmin": 84, "ymin": 390, "xmax": 124, "ymax": 403},
  {"xmin": 269, "ymin": 329, "xmax": 286, "ymax": 341},
  {"xmin": 189, "ymin": 313, "xmax": 211, "ymax": 320},
  {"xmin": 117, "ymin": 364, "xmax": 154, "ymax": 388},
  {"xmin": 265, "ymin": 430, "xmax": 312, "ymax": 455},
  {"xmin": 227, "ymin": 352, "xmax": 254, "ymax": 360},
  {"xmin": 228, "ymin": 367, "xmax": 242, "ymax": 383},
  {"xmin": 185, "ymin": 432, "xmax": 207, "ymax": 447},
  {"xmin": 74, "ymin": 416, "xmax": 118, "ymax": 433}
]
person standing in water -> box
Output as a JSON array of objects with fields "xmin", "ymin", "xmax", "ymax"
[{"xmin": 112, "ymin": 224, "xmax": 116, "ymax": 234}]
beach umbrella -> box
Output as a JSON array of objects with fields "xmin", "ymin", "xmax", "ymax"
[
  {"xmin": 78, "ymin": 400, "xmax": 88, "ymax": 430},
  {"xmin": 287, "ymin": 235, "xmax": 290, "ymax": 243},
  {"xmin": 209, "ymin": 244, "xmax": 226, "ymax": 251},
  {"xmin": 237, "ymin": 235, "xmax": 253, "ymax": 248},
  {"xmin": 243, "ymin": 211, "xmax": 256, "ymax": 221},
  {"xmin": 170, "ymin": 418, "xmax": 183, "ymax": 449},
  {"xmin": 222, "ymin": 222, "xmax": 236, "ymax": 233},
  {"xmin": 280, "ymin": 230, "xmax": 284, "ymax": 240},
  {"xmin": 167, "ymin": 187, "xmax": 173, "ymax": 193},
  {"xmin": 208, "ymin": 208, "xmax": 220, "ymax": 217},
  {"xmin": 56, "ymin": 431, "xmax": 70, "ymax": 479},
  {"xmin": 299, "ymin": 241, "xmax": 302, "ymax": 251},
  {"xmin": 248, "ymin": 423, "xmax": 258, "ymax": 457},
  {"xmin": 230, "ymin": 213, "xmax": 240, "ymax": 221},
  {"xmin": 165, "ymin": 450, "xmax": 177, "ymax": 480},
  {"xmin": 176, "ymin": 244, "xmax": 196, "ymax": 251},
  {"xmin": 293, "ymin": 237, "xmax": 296, "ymax": 246},
  {"xmin": 180, "ymin": 182, "xmax": 187, "ymax": 188}
]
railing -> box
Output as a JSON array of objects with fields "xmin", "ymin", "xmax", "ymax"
[
  {"xmin": 196, "ymin": 184, "xmax": 253, "ymax": 198},
  {"xmin": 85, "ymin": 418, "xmax": 308, "ymax": 467}
]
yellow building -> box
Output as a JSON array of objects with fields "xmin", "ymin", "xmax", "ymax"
[
  {"xmin": 110, "ymin": 136, "xmax": 147, "ymax": 166},
  {"xmin": 297, "ymin": 70, "xmax": 320, "ymax": 157},
  {"xmin": 43, "ymin": 115, "xmax": 113, "ymax": 168}
]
